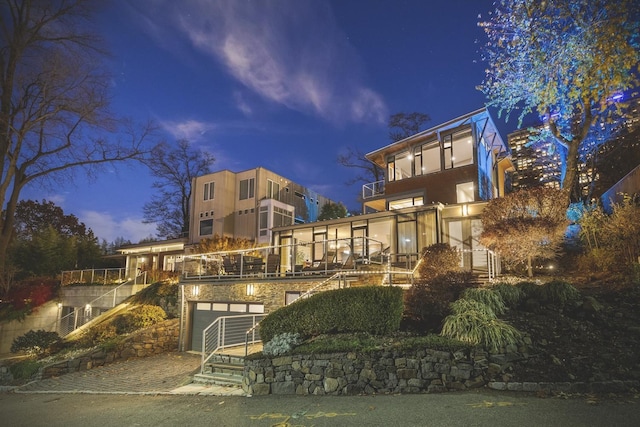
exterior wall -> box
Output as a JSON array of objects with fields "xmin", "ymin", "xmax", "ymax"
[
  {"xmin": 0, "ymin": 301, "xmax": 60, "ymax": 354},
  {"xmin": 190, "ymin": 167, "xmax": 336, "ymax": 245},
  {"xmin": 385, "ymin": 164, "xmax": 477, "ymax": 205}
]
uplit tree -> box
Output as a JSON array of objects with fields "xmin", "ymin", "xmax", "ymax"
[
  {"xmin": 142, "ymin": 139, "xmax": 214, "ymax": 239},
  {"xmin": 479, "ymin": 187, "xmax": 568, "ymax": 277},
  {"xmin": 478, "ymin": 0, "xmax": 640, "ymax": 202},
  {"xmin": 0, "ymin": 1, "xmax": 155, "ymax": 273}
]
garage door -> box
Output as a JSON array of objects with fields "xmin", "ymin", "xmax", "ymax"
[{"xmin": 191, "ymin": 301, "xmax": 264, "ymax": 351}]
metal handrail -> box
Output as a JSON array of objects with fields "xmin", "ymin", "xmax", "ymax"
[
  {"xmin": 201, "ymin": 314, "xmax": 265, "ymax": 373},
  {"xmin": 55, "ymin": 272, "xmax": 148, "ymax": 336}
]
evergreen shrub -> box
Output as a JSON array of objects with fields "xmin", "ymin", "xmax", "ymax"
[{"xmin": 259, "ymin": 286, "xmax": 403, "ymax": 342}]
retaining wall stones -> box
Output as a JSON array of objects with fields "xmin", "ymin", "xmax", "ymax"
[
  {"xmin": 243, "ymin": 348, "xmax": 487, "ymax": 396},
  {"xmin": 243, "ymin": 347, "xmax": 640, "ymax": 396},
  {"xmin": 39, "ymin": 318, "xmax": 179, "ymax": 379}
]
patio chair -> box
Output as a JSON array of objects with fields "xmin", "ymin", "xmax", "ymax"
[
  {"xmin": 265, "ymin": 253, "xmax": 281, "ymax": 275},
  {"xmin": 302, "ymin": 250, "xmax": 340, "ymax": 274}
]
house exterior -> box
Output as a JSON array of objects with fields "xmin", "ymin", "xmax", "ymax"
[
  {"xmin": 189, "ymin": 167, "xmax": 336, "ymax": 245},
  {"xmin": 270, "ymin": 107, "xmax": 513, "ymax": 274},
  {"xmin": 178, "ymin": 107, "xmax": 514, "ymax": 352}
]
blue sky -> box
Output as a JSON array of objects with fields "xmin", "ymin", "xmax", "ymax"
[{"xmin": 24, "ymin": 0, "xmax": 517, "ymax": 243}]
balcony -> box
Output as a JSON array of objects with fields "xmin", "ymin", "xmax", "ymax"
[{"xmin": 362, "ymin": 180, "xmax": 385, "ymax": 200}]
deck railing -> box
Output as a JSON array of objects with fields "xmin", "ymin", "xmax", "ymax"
[{"xmin": 362, "ymin": 180, "xmax": 385, "ymax": 199}]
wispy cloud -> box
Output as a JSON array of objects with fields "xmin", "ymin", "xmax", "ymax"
[
  {"xmin": 133, "ymin": 0, "xmax": 388, "ymax": 124},
  {"xmin": 81, "ymin": 210, "xmax": 157, "ymax": 243},
  {"xmin": 159, "ymin": 119, "xmax": 216, "ymax": 142}
]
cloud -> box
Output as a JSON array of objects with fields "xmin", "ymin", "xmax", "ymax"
[
  {"xmin": 159, "ymin": 119, "xmax": 216, "ymax": 142},
  {"xmin": 80, "ymin": 210, "xmax": 157, "ymax": 243},
  {"xmin": 134, "ymin": 0, "xmax": 388, "ymax": 124},
  {"xmin": 233, "ymin": 91, "xmax": 253, "ymax": 116}
]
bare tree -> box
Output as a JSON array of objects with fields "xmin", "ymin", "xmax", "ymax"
[
  {"xmin": 339, "ymin": 112, "xmax": 430, "ymax": 189},
  {"xmin": 388, "ymin": 112, "xmax": 431, "ymax": 142},
  {"xmin": 142, "ymin": 139, "xmax": 215, "ymax": 239},
  {"xmin": 0, "ymin": 1, "xmax": 155, "ymax": 272}
]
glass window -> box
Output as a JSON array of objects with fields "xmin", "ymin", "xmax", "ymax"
[
  {"xmin": 389, "ymin": 197, "xmax": 423, "ymax": 210},
  {"xmin": 397, "ymin": 220, "xmax": 417, "ymax": 255},
  {"xmin": 199, "ymin": 219, "xmax": 213, "ymax": 236},
  {"xmin": 388, "ymin": 150, "xmax": 412, "ymax": 181},
  {"xmin": 444, "ymin": 129, "xmax": 474, "ymax": 170},
  {"xmin": 456, "ymin": 182, "xmax": 475, "ymax": 203},
  {"xmin": 239, "ymin": 178, "xmax": 255, "ymax": 200},
  {"xmin": 203, "ymin": 182, "xmax": 214, "ymax": 201},
  {"xmin": 267, "ymin": 179, "xmax": 280, "ymax": 200},
  {"xmin": 421, "ymin": 141, "xmax": 440, "ymax": 174}
]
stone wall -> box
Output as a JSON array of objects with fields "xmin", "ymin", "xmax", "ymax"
[
  {"xmin": 39, "ymin": 318, "xmax": 180, "ymax": 379},
  {"xmin": 243, "ymin": 348, "xmax": 487, "ymax": 396}
]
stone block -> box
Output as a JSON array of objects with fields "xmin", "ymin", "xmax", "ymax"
[
  {"xmin": 324, "ymin": 377, "xmax": 339, "ymax": 393},
  {"xmin": 271, "ymin": 380, "xmax": 296, "ymax": 395},
  {"xmin": 252, "ymin": 383, "xmax": 270, "ymax": 395}
]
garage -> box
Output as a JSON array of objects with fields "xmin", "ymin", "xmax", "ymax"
[{"xmin": 191, "ymin": 301, "xmax": 264, "ymax": 351}]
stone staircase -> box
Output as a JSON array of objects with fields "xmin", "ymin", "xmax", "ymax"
[{"xmin": 192, "ymin": 354, "xmax": 245, "ymax": 388}]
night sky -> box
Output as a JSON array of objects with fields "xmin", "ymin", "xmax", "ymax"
[{"xmin": 22, "ymin": 0, "xmax": 518, "ymax": 243}]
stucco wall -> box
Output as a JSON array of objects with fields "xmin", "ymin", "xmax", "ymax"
[{"xmin": 0, "ymin": 301, "xmax": 61, "ymax": 355}]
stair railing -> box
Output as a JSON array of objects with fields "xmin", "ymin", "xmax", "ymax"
[{"xmin": 201, "ymin": 314, "xmax": 265, "ymax": 373}]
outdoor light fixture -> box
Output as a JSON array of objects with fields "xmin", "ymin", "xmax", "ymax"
[
  {"xmin": 192, "ymin": 285, "xmax": 200, "ymax": 297},
  {"xmin": 246, "ymin": 284, "xmax": 255, "ymax": 296},
  {"xmin": 57, "ymin": 303, "xmax": 62, "ymax": 309},
  {"xmin": 462, "ymin": 204, "xmax": 469, "ymax": 216}
]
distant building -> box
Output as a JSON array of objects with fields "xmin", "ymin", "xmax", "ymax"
[{"xmin": 508, "ymin": 96, "xmax": 640, "ymax": 199}]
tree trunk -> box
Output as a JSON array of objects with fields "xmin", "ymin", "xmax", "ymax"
[{"xmin": 527, "ymin": 254, "xmax": 533, "ymax": 277}]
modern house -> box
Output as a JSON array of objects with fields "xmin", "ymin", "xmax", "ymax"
[{"xmin": 178, "ymin": 107, "xmax": 514, "ymax": 353}]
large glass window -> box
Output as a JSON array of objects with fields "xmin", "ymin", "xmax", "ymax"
[
  {"xmin": 199, "ymin": 219, "xmax": 213, "ymax": 236},
  {"xmin": 444, "ymin": 129, "xmax": 474, "ymax": 170},
  {"xmin": 415, "ymin": 141, "xmax": 440, "ymax": 175},
  {"xmin": 239, "ymin": 178, "xmax": 255, "ymax": 200},
  {"xmin": 397, "ymin": 216, "xmax": 417, "ymax": 255},
  {"xmin": 387, "ymin": 150, "xmax": 412, "ymax": 181},
  {"xmin": 203, "ymin": 182, "xmax": 214, "ymax": 201},
  {"xmin": 389, "ymin": 197, "xmax": 423, "ymax": 210}
]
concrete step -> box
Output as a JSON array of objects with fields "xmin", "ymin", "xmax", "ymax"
[
  {"xmin": 192, "ymin": 372, "xmax": 243, "ymax": 387},
  {"xmin": 204, "ymin": 362, "xmax": 244, "ymax": 376}
]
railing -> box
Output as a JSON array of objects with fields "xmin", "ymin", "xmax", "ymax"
[
  {"xmin": 362, "ymin": 180, "xmax": 385, "ymax": 200},
  {"xmin": 180, "ymin": 237, "xmax": 386, "ymax": 281},
  {"xmin": 201, "ymin": 314, "xmax": 265, "ymax": 373},
  {"xmin": 55, "ymin": 272, "xmax": 148, "ymax": 336},
  {"xmin": 60, "ymin": 268, "xmax": 141, "ymax": 286}
]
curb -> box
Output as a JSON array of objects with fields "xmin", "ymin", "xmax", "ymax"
[{"xmin": 488, "ymin": 380, "xmax": 640, "ymax": 394}]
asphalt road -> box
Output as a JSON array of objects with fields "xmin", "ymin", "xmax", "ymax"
[{"xmin": 1, "ymin": 389, "xmax": 638, "ymax": 427}]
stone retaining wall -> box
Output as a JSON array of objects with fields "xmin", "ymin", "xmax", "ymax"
[
  {"xmin": 243, "ymin": 347, "xmax": 640, "ymax": 396},
  {"xmin": 243, "ymin": 348, "xmax": 487, "ymax": 396},
  {"xmin": 39, "ymin": 318, "xmax": 179, "ymax": 379}
]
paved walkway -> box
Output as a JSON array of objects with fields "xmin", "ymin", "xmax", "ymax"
[{"xmin": 9, "ymin": 352, "xmax": 246, "ymax": 396}]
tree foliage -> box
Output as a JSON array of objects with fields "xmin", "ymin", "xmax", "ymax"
[
  {"xmin": 317, "ymin": 202, "xmax": 348, "ymax": 221},
  {"xmin": 478, "ymin": 0, "xmax": 640, "ymax": 200},
  {"xmin": 8, "ymin": 200, "xmax": 103, "ymax": 280},
  {"xmin": 142, "ymin": 139, "xmax": 215, "ymax": 239},
  {"xmin": 479, "ymin": 187, "xmax": 568, "ymax": 277},
  {"xmin": 0, "ymin": 0, "xmax": 155, "ymax": 275},
  {"xmin": 193, "ymin": 234, "xmax": 256, "ymax": 253}
]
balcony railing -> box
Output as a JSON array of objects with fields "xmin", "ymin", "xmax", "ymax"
[{"xmin": 362, "ymin": 180, "xmax": 385, "ymax": 200}]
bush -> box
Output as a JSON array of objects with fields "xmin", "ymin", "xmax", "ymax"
[
  {"xmin": 441, "ymin": 310, "xmax": 522, "ymax": 353},
  {"xmin": 490, "ymin": 282, "xmax": 526, "ymax": 308},
  {"xmin": 404, "ymin": 271, "xmax": 476, "ymax": 328},
  {"xmin": 262, "ymin": 332, "xmax": 302, "ymax": 356},
  {"xmin": 112, "ymin": 305, "xmax": 167, "ymax": 334},
  {"xmin": 537, "ymin": 280, "xmax": 581, "ymax": 305},
  {"xmin": 259, "ymin": 286, "xmax": 403, "ymax": 342},
  {"xmin": 9, "ymin": 359, "xmax": 42, "ymax": 380},
  {"xmin": 515, "ymin": 281, "xmax": 541, "ymax": 299},
  {"xmin": 461, "ymin": 288, "xmax": 506, "ymax": 315},
  {"xmin": 129, "ymin": 281, "xmax": 179, "ymax": 316},
  {"xmin": 11, "ymin": 329, "xmax": 61, "ymax": 356},
  {"xmin": 449, "ymin": 298, "xmax": 497, "ymax": 317},
  {"xmin": 418, "ymin": 243, "xmax": 461, "ymax": 281}
]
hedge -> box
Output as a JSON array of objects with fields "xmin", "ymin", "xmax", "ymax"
[{"xmin": 259, "ymin": 286, "xmax": 404, "ymax": 343}]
